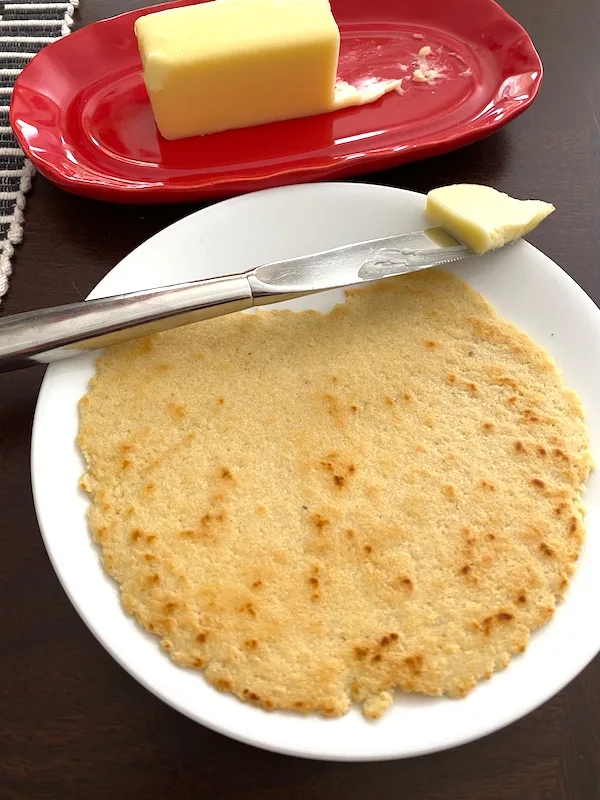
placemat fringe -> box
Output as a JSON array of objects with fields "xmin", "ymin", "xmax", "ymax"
[{"xmin": 0, "ymin": 0, "xmax": 79, "ymax": 306}]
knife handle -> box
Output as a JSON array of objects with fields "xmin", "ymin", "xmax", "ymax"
[{"xmin": 0, "ymin": 274, "xmax": 253, "ymax": 372}]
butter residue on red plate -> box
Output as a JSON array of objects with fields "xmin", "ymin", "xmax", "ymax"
[
  {"xmin": 333, "ymin": 76, "xmax": 405, "ymax": 108},
  {"xmin": 411, "ymin": 45, "xmax": 445, "ymax": 84}
]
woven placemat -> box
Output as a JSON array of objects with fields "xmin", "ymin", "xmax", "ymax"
[{"xmin": 0, "ymin": 0, "xmax": 79, "ymax": 304}]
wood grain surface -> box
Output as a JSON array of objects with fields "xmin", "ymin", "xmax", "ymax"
[{"xmin": 1, "ymin": 1, "xmax": 599, "ymax": 798}]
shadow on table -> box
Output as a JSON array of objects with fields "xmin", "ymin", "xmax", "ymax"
[{"xmin": 359, "ymin": 128, "xmax": 511, "ymax": 195}]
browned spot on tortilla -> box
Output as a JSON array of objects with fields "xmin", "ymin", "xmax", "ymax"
[
  {"xmin": 239, "ymin": 601, "xmax": 257, "ymax": 617},
  {"xmin": 309, "ymin": 513, "xmax": 330, "ymax": 532},
  {"xmin": 404, "ymin": 654, "xmax": 423, "ymax": 675},
  {"xmin": 168, "ymin": 401, "xmax": 187, "ymax": 420}
]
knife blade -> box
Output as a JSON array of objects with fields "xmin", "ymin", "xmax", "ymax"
[
  {"xmin": 0, "ymin": 227, "xmax": 472, "ymax": 372},
  {"xmin": 251, "ymin": 228, "xmax": 469, "ymax": 293}
]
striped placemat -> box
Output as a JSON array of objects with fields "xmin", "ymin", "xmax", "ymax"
[{"xmin": 0, "ymin": 0, "xmax": 79, "ymax": 304}]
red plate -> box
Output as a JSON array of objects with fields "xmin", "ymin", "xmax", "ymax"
[{"xmin": 10, "ymin": 0, "xmax": 542, "ymax": 203}]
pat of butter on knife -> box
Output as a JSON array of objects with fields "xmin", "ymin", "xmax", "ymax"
[
  {"xmin": 426, "ymin": 184, "xmax": 555, "ymax": 254},
  {"xmin": 135, "ymin": 0, "xmax": 401, "ymax": 140}
]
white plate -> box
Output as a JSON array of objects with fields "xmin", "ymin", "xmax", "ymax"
[{"xmin": 32, "ymin": 183, "xmax": 600, "ymax": 761}]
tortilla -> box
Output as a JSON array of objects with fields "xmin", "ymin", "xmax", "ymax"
[{"xmin": 78, "ymin": 270, "xmax": 592, "ymax": 718}]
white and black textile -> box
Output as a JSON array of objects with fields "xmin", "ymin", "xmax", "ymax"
[{"xmin": 0, "ymin": 0, "xmax": 79, "ymax": 302}]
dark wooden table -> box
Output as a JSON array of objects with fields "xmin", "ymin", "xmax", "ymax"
[{"xmin": 2, "ymin": 1, "xmax": 599, "ymax": 797}]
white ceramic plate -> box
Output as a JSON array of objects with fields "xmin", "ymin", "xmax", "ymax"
[{"xmin": 32, "ymin": 183, "xmax": 600, "ymax": 761}]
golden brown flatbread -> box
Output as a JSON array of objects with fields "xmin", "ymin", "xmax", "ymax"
[{"xmin": 78, "ymin": 270, "xmax": 592, "ymax": 718}]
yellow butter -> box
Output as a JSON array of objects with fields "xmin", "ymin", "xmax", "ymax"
[
  {"xmin": 425, "ymin": 184, "xmax": 555, "ymax": 254},
  {"xmin": 135, "ymin": 0, "xmax": 341, "ymax": 140}
]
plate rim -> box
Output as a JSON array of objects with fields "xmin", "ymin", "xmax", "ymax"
[
  {"xmin": 30, "ymin": 182, "xmax": 600, "ymax": 761},
  {"xmin": 10, "ymin": 0, "xmax": 543, "ymax": 203}
]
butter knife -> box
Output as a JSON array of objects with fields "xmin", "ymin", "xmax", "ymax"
[{"xmin": 0, "ymin": 227, "xmax": 471, "ymax": 372}]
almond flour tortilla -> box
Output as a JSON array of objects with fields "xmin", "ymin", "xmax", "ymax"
[{"xmin": 77, "ymin": 270, "xmax": 592, "ymax": 719}]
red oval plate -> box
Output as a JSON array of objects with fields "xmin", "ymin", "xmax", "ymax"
[{"xmin": 10, "ymin": 0, "xmax": 542, "ymax": 204}]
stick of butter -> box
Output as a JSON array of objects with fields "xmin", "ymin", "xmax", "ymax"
[
  {"xmin": 135, "ymin": 0, "xmax": 341, "ymax": 140},
  {"xmin": 426, "ymin": 184, "xmax": 555, "ymax": 254}
]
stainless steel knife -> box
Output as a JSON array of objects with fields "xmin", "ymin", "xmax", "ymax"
[{"xmin": 0, "ymin": 227, "xmax": 472, "ymax": 372}]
